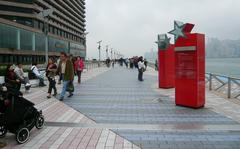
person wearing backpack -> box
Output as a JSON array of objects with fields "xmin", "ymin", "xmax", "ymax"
[
  {"xmin": 31, "ymin": 63, "xmax": 46, "ymax": 87},
  {"xmin": 74, "ymin": 56, "xmax": 84, "ymax": 84}
]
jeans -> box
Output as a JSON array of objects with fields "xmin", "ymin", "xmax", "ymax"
[
  {"xmin": 48, "ymin": 77, "xmax": 57, "ymax": 94},
  {"xmin": 76, "ymin": 71, "xmax": 82, "ymax": 83},
  {"xmin": 60, "ymin": 80, "xmax": 70, "ymax": 99}
]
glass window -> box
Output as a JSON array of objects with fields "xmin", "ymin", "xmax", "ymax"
[
  {"xmin": 20, "ymin": 29, "xmax": 32, "ymax": 50},
  {"xmin": 49, "ymin": 37, "xmax": 69, "ymax": 53},
  {"xmin": 0, "ymin": 23, "xmax": 18, "ymax": 49},
  {"xmin": 35, "ymin": 33, "xmax": 45, "ymax": 51}
]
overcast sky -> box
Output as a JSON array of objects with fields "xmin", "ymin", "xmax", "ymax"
[{"xmin": 85, "ymin": 0, "xmax": 240, "ymax": 59}]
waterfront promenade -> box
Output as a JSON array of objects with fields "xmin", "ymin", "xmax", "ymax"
[{"xmin": 1, "ymin": 65, "xmax": 240, "ymax": 149}]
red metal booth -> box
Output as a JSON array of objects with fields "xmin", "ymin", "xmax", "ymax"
[{"xmin": 171, "ymin": 22, "xmax": 205, "ymax": 108}]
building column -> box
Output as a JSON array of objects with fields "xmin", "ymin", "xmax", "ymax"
[
  {"xmin": 17, "ymin": 29, "xmax": 20, "ymax": 50},
  {"xmin": 45, "ymin": 35, "xmax": 48, "ymax": 63},
  {"xmin": 32, "ymin": 33, "xmax": 35, "ymax": 51}
]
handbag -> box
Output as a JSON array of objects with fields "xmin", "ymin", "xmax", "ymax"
[{"xmin": 67, "ymin": 81, "xmax": 74, "ymax": 92}]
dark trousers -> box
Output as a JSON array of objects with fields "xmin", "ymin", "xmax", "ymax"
[
  {"xmin": 59, "ymin": 74, "xmax": 63, "ymax": 82},
  {"xmin": 138, "ymin": 69, "xmax": 143, "ymax": 81},
  {"xmin": 77, "ymin": 71, "xmax": 82, "ymax": 83},
  {"xmin": 48, "ymin": 77, "xmax": 57, "ymax": 94}
]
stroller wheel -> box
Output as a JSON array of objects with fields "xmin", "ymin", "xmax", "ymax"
[
  {"xmin": 0, "ymin": 125, "xmax": 7, "ymax": 138},
  {"xmin": 35, "ymin": 115, "xmax": 44, "ymax": 129},
  {"xmin": 16, "ymin": 127, "xmax": 29, "ymax": 144}
]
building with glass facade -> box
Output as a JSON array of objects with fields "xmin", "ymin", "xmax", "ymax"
[{"xmin": 0, "ymin": 0, "xmax": 86, "ymax": 64}]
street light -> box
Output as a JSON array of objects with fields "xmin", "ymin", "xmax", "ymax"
[
  {"xmin": 82, "ymin": 32, "xmax": 89, "ymax": 59},
  {"xmin": 110, "ymin": 48, "xmax": 113, "ymax": 60},
  {"xmin": 105, "ymin": 45, "xmax": 109, "ymax": 59},
  {"xmin": 37, "ymin": 8, "xmax": 53, "ymax": 64},
  {"xmin": 97, "ymin": 40, "xmax": 102, "ymax": 67}
]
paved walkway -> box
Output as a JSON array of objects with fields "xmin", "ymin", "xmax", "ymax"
[
  {"xmin": 1, "ymin": 66, "xmax": 240, "ymax": 149},
  {"xmin": 63, "ymin": 66, "xmax": 240, "ymax": 149},
  {"xmin": 1, "ymin": 67, "xmax": 140, "ymax": 149}
]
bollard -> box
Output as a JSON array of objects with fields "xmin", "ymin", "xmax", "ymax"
[
  {"xmin": 228, "ymin": 77, "xmax": 231, "ymax": 98},
  {"xmin": 209, "ymin": 73, "xmax": 213, "ymax": 91}
]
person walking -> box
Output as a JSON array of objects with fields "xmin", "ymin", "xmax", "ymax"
[
  {"xmin": 57, "ymin": 52, "xmax": 74, "ymax": 101},
  {"xmin": 155, "ymin": 59, "xmax": 158, "ymax": 71},
  {"xmin": 14, "ymin": 63, "xmax": 31, "ymax": 92},
  {"xmin": 138, "ymin": 56, "xmax": 145, "ymax": 82},
  {"xmin": 144, "ymin": 59, "xmax": 148, "ymax": 70},
  {"xmin": 46, "ymin": 58, "xmax": 58, "ymax": 99},
  {"xmin": 74, "ymin": 56, "xmax": 85, "ymax": 84},
  {"xmin": 31, "ymin": 63, "xmax": 46, "ymax": 87}
]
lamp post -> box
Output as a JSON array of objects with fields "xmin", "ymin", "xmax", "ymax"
[
  {"xmin": 37, "ymin": 9, "xmax": 53, "ymax": 64},
  {"xmin": 105, "ymin": 45, "xmax": 109, "ymax": 59},
  {"xmin": 82, "ymin": 32, "xmax": 89, "ymax": 59},
  {"xmin": 111, "ymin": 48, "xmax": 113, "ymax": 60},
  {"xmin": 97, "ymin": 40, "xmax": 102, "ymax": 67}
]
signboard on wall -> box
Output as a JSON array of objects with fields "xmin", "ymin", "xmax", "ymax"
[{"xmin": 69, "ymin": 42, "xmax": 86, "ymax": 58}]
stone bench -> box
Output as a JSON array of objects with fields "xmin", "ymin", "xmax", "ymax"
[
  {"xmin": 0, "ymin": 76, "xmax": 4, "ymax": 84},
  {"xmin": 0, "ymin": 72, "xmax": 45, "ymax": 88}
]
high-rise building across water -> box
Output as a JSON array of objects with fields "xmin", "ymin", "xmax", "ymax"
[{"xmin": 0, "ymin": 0, "xmax": 86, "ymax": 64}]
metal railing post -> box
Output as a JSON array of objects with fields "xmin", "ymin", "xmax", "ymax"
[
  {"xmin": 228, "ymin": 77, "xmax": 231, "ymax": 98},
  {"xmin": 209, "ymin": 73, "xmax": 213, "ymax": 91}
]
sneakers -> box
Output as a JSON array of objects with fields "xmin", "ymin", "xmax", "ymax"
[
  {"xmin": 26, "ymin": 83, "xmax": 31, "ymax": 87},
  {"xmin": 68, "ymin": 93, "xmax": 73, "ymax": 98}
]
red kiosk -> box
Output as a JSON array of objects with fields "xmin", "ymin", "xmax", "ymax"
[
  {"xmin": 169, "ymin": 21, "xmax": 205, "ymax": 108},
  {"xmin": 156, "ymin": 34, "xmax": 175, "ymax": 89}
]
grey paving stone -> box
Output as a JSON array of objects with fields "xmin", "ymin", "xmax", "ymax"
[{"xmin": 64, "ymin": 67, "xmax": 240, "ymax": 149}]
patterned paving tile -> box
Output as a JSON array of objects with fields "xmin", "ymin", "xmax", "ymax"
[{"xmin": 64, "ymin": 66, "xmax": 240, "ymax": 149}]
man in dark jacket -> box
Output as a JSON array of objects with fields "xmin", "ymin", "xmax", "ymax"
[{"xmin": 57, "ymin": 52, "xmax": 74, "ymax": 101}]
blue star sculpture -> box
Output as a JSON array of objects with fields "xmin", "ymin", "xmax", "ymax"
[
  {"xmin": 168, "ymin": 21, "xmax": 186, "ymax": 42},
  {"xmin": 155, "ymin": 34, "xmax": 171, "ymax": 50}
]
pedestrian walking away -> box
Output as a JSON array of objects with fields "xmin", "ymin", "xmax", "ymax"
[
  {"xmin": 138, "ymin": 56, "xmax": 145, "ymax": 82},
  {"xmin": 46, "ymin": 57, "xmax": 58, "ymax": 99},
  {"xmin": 57, "ymin": 52, "xmax": 74, "ymax": 101},
  {"xmin": 74, "ymin": 56, "xmax": 85, "ymax": 84}
]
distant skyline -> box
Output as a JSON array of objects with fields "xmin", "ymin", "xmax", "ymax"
[{"xmin": 86, "ymin": 0, "xmax": 240, "ymax": 59}]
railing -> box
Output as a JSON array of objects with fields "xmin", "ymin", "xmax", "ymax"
[
  {"xmin": 206, "ymin": 73, "xmax": 240, "ymax": 99},
  {"xmin": 148, "ymin": 62, "xmax": 240, "ymax": 99},
  {"xmin": 85, "ymin": 61, "xmax": 104, "ymax": 70}
]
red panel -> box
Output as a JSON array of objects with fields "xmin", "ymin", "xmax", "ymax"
[
  {"xmin": 175, "ymin": 33, "xmax": 205, "ymax": 108},
  {"xmin": 158, "ymin": 44, "xmax": 175, "ymax": 89}
]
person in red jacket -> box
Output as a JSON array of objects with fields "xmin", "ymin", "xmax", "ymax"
[{"xmin": 74, "ymin": 56, "xmax": 85, "ymax": 84}]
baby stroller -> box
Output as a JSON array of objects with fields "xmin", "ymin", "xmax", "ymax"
[{"xmin": 0, "ymin": 84, "xmax": 44, "ymax": 144}]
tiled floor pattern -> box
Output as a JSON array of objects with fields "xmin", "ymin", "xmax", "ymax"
[
  {"xmin": 64, "ymin": 67, "xmax": 240, "ymax": 149},
  {"xmin": 2, "ymin": 67, "xmax": 140, "ymax": 149}
]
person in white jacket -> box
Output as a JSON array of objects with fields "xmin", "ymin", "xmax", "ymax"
[
  {"xmin": 138, "ymin": 56, "xmax": 145, "ymax": 81},
  {"xmin": 31, "ymin": 63, "xmax": 46, "ymax": 87}
]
